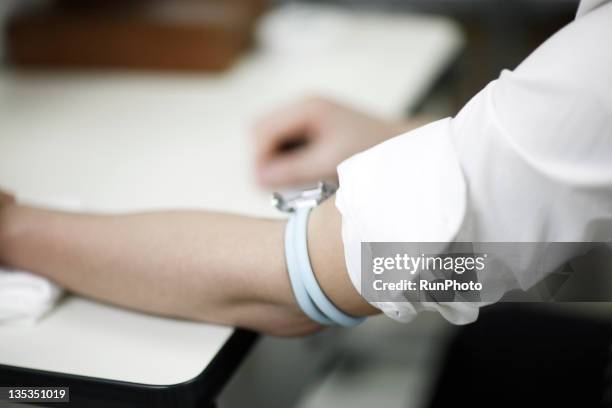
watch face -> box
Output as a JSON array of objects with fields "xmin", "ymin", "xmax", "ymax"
[{"xmin": 272, "ymin": 181, "xmax": 338, "ymax": 212}]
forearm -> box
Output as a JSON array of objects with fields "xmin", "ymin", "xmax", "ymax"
[{"xmin": 0, "ymin": 205, "xmax": 317, "ymax": 335}]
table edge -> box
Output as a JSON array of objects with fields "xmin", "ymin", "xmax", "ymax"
[{"xmin": 0, "ymin": 329, "xmax": 259, "ymax": 407}]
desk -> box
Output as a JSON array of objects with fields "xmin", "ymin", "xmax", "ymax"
[{"xmin": 0, "ymin": 4, "xmax": 463, "ymax": 407}]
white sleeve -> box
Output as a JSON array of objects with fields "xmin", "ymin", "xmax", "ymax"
[{"xmin": 335, "ymin": 1, "xmax": 612, "ymax": 324}]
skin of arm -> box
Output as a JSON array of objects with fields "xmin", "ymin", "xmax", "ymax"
[{"xmin": 0, "ymin": 197, "xmax": 378, "ymax": 337}]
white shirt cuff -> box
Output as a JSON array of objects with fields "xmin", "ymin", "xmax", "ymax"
[{"xmin": 335, "ymin": 119, "xmax": 477, "ymax": 324}]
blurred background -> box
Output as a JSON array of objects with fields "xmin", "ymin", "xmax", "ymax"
[{"xmin": 3, "ymin": 1, "xmax": 607, "ymax": 408}]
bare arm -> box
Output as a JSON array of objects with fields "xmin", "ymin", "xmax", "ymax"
[{"xmin": 0, "ymin": 197, "xmax": 377, "ymax": 336}]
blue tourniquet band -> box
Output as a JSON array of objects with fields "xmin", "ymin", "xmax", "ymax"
[
  {"xmin": 284, "ymin": 206, "xmax": 366, "ymax": 327},
  {"xmin": 284, "ymin": 211, "xmax": 334, "ymax": 325}
]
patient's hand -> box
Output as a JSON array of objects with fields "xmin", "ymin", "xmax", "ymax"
[
  {"xmin": 0, "ymin": 190, "xmax": 15, "ymax": 206},
  {"xmin": 0, "ymin": 189, "xmax": 16, "ymax": 265},
  {"xmin": 253, "ymin": 97, "xmax": 429, "ymax": 189}
]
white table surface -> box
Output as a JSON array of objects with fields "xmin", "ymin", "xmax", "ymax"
[{"xmin": 0, "ymin": 3, "xmax": 463, "ymax": 387}]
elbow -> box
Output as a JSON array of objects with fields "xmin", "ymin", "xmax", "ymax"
[
  {"xmin": 193, "ymin": 301, "xmax": 326, "ymax": 337},
  {"xmin": 238, "ymin": 305, "xmax": 326, "ymax": 337},
  {"xmin": 260, "ymin": 317, "xmax": 325, "ymax": 337}
]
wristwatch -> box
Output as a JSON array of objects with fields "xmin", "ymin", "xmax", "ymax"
[{"xmin": 273, "ymin": 181, "xmax": 365, "ymax": 327}]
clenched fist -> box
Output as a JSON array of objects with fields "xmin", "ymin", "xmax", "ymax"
[{"xmin": 253, "ymin": 97, "xmax": 429, "ymax": 189}]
